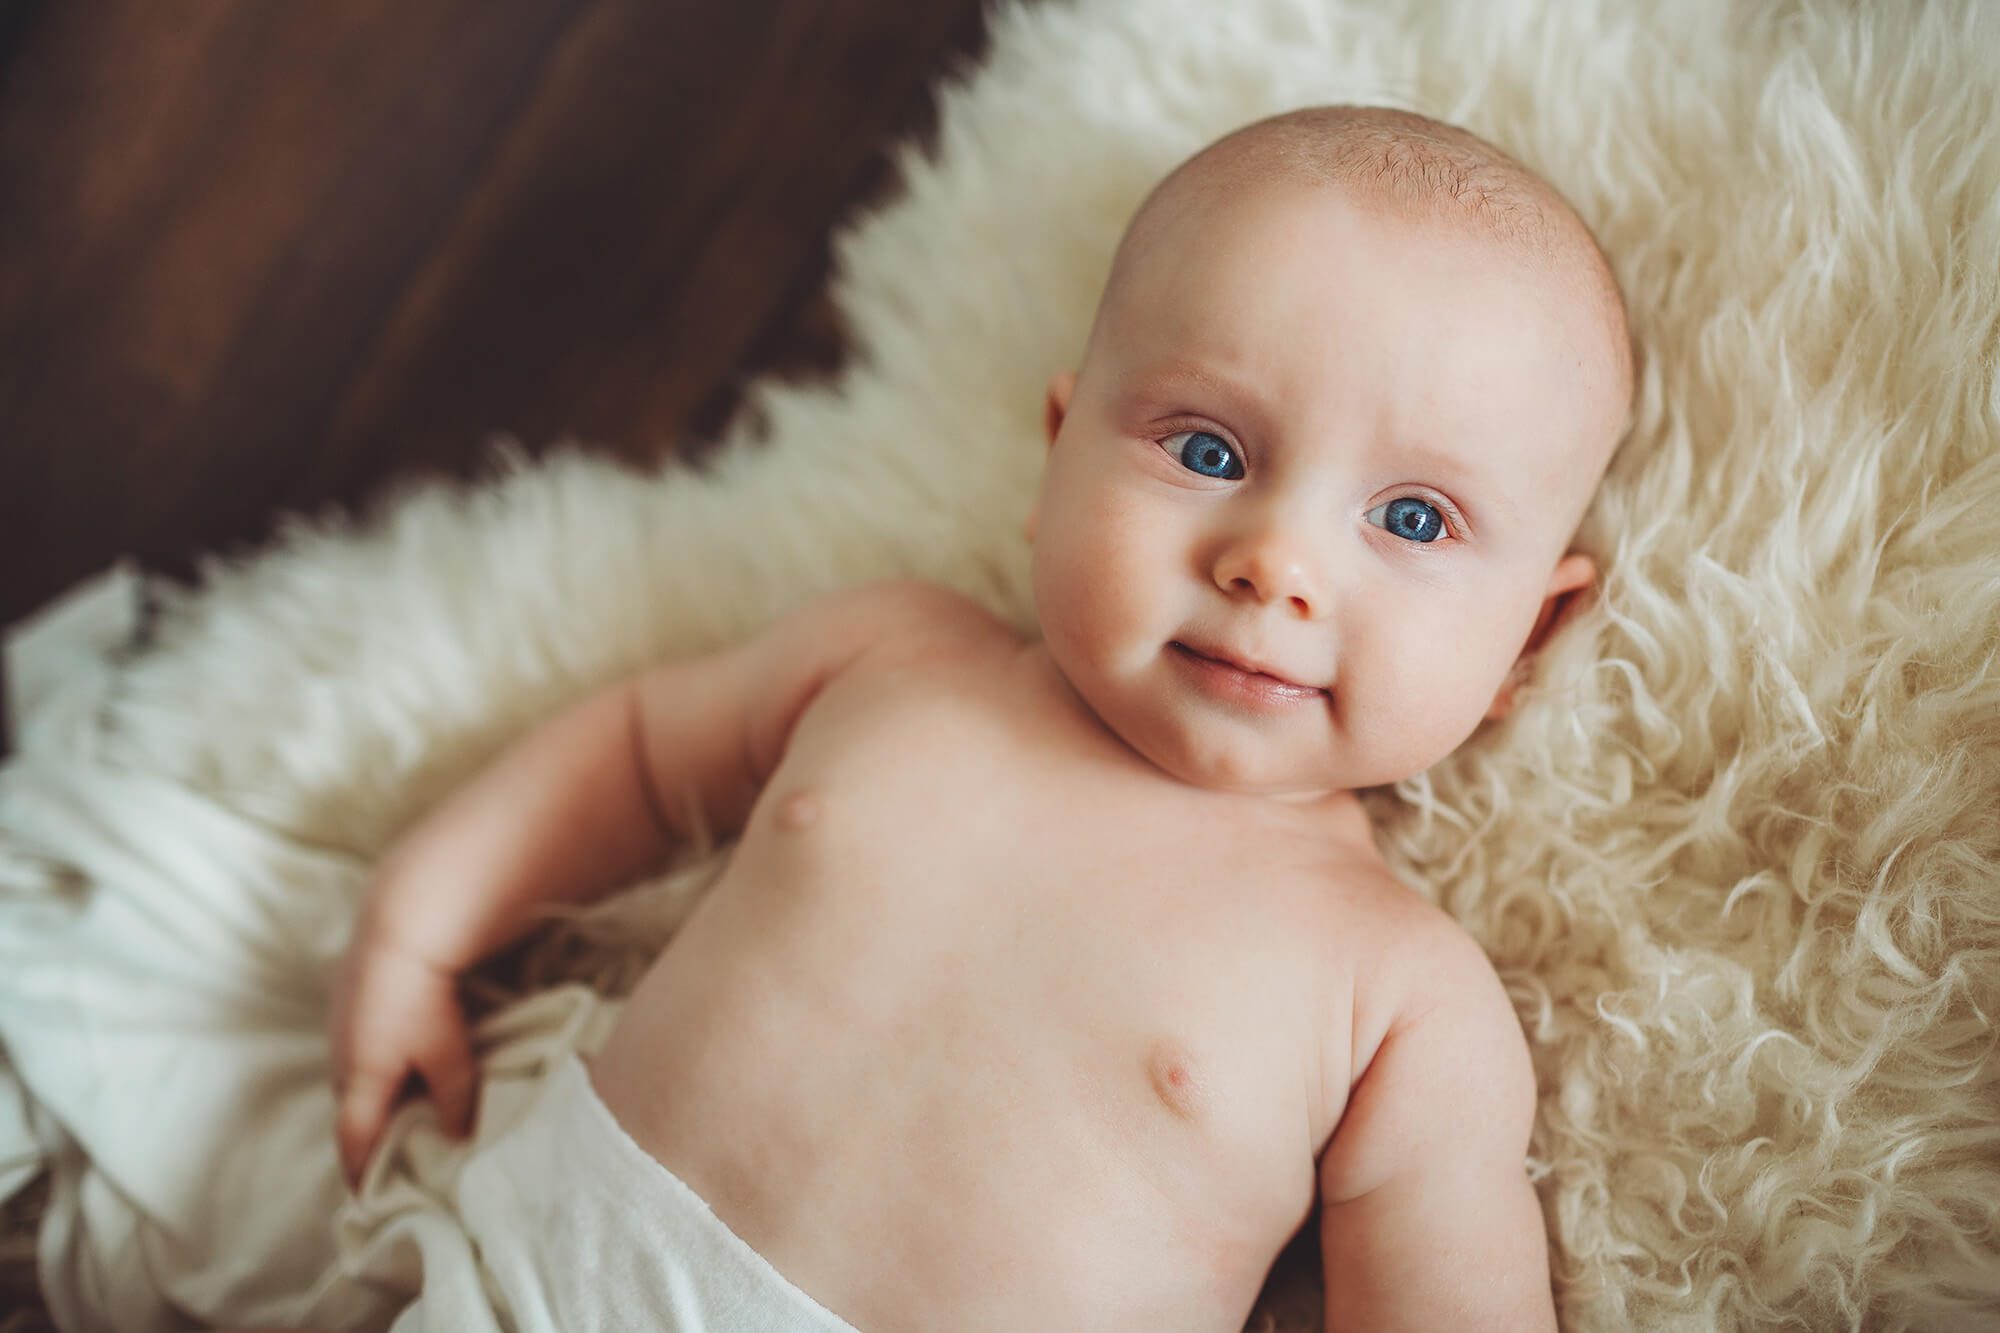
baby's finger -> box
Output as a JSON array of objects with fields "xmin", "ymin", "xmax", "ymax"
[
  {"xmin": 418, "ymin": 1040, "xmax": 479, "ymax": 1140},
  {"xmin": 335, "ymin": 1065, "xmax": 403, "ymax": 1189}
]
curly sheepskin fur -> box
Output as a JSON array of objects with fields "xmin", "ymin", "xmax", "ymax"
[{"xmin": 10, "ymin": 0, "xmax": 1998, "ymax": 1328}]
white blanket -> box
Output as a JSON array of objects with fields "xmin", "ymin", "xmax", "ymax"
[{"xmin": 0, "ymin": 573, "xmax": 642, "ymax": 1331}]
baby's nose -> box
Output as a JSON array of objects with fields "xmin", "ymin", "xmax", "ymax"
[{"xmin": 1211, "ymin": 532, "xmax": 1329, "ymax": 618}]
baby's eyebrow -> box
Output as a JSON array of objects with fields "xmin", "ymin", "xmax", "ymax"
[
  {"xmin": 1127, "ymin": 358, "xmax": 1278, "ymax": 433},
  {"xmin": 1390, "ymin": 439, "xmax": 1490, "ymax": 490},
  {"xmin": 1131, "ymin": 358, "xmax": 1261, "ymax": 408},
  {"xmin": 1386, "ymin": 441, "xmax": 1515, "ymax": 530}
]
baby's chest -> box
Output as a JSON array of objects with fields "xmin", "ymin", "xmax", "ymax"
[{"xmin": 729, "ymin": 670, "xmax": 1371, "ymax": 1165}]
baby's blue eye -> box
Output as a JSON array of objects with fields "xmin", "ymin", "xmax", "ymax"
[
  {"xmin": 1172, "ymin": 430, "xmax": 1242, "ymax": 480},
  {"xmin": 1365, "ymin": 497, "xmax": 1446, "ymax": 544}
]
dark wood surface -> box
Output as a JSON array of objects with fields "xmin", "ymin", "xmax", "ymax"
[{"xmin": 0, "ymin": 0, "xmax": 994, "ymax": 633}]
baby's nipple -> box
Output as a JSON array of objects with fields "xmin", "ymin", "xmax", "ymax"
[
  {"xmin": 776, "ymin": 788, "xmax": 820, "ymax": 831},
  {"xmin": 1146, "ymin": 1039, "xmax": 1205, "ymax": 1122}
]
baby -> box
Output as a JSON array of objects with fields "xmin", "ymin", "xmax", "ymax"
[{"xmin": 328, "ymin": 104, "xmax": 1633, "ymax": 1332}]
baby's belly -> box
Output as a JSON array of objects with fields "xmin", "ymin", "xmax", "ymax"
[{"xmin": 586, "ymin": 823, "xmax": 1337, "ymax": 1333}]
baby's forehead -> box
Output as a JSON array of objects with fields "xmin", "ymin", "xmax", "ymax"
[
  {"xmin": 1092, "ymin": 189, "xmax": 1626, "ymax": 535},
  {"xmin": 1131, "ymin": 161, "xmax": 1597, "ymax": 331},
  {"xmin": 1098, "ymin": 135, "xmax": 1632, "ymax": 448},
  {"xmin": 1111, "ymin": 182, "xmax": 1591, "ymax": 380}
]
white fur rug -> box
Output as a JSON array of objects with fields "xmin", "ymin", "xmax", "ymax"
[{"xmin": 4, "ymin": 0, "xmax": 1999, "ymax": 1328}]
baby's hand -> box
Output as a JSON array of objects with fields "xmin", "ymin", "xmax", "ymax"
[{"xmin": 330, "ymin": 923, "xmax": 478, "ymax": 1191}]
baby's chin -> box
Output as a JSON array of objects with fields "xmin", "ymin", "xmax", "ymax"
[{"xmin": 1108, "ymin": 707, "xmax": 1347, "ymax": 799}]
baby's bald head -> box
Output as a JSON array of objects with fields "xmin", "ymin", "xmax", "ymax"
[{"xmin": 1091, "ymin": 106, "xmax": 1635, "ymax": 458}]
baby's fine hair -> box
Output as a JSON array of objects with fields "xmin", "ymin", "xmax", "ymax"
[{"xmin": 1100, "ymin": 105, "xmax": 1636, "ymax": 420}]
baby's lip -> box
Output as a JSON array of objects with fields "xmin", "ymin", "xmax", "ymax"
[{"xmin": 1170, "ymin": 640, "xmax": 1324, "ymax": 692}]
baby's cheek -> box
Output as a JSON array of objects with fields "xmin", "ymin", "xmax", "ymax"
[
  {"xmin": 1042, "ymin": 491, "xmax": 1146, "ymax": 618},
  {"xmin": 1348, "ymin": 615, "xmax": 1507, "ymax": 771},
  {"xmin": 1424, "ymin": 638, "xmax": 1517, "ymax": 748},
  {"xmin": 1030, "ymin": 516, "xmax": 1109, "ymax": 670}
]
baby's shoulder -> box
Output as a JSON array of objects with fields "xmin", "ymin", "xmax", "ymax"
[
  {"xmin": 1329, "ymin": 860, "xmax": 1477, "ymax": 975},
  {"xmin": 759, "ymin": 578, "xmax": 1010, "ymax": 677},
  {"xmin": 1320, "ymin": 873, "xmax": 1536, "ymax": 1179},
  {"xmin": 749, "ymin": 581, "xmax": 1024, "ymax": 741},
  {"xmin": 825, "ymin": 577, "xmax": 1011, "ymax": 642},
  {"xmin": 1332, "ymin": 869, "xmax": 1523, "ymax": 1077},
  {"xmin": 816, "ymin": 578, "xmax": 1023, "ymax": 677}
]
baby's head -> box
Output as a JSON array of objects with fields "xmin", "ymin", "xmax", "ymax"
[{"xmin": 1026, "ymin": 105, "xmax": 1634, "ymax": 802}]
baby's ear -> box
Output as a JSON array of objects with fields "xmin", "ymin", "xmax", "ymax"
[
  {"xmin": 1043, "ymin": 369, "xmax": 1077, "ymax": 448},
  {"xmin": 1526, "ymin": 553, "xmax": 1597, "ymax": 653},
  {"xmin": 1484, "ymin": 553, "xmax": 1596, "ymax": 722}
]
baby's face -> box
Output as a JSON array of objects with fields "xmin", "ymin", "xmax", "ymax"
[{"xmin": 1028, "ymin": 180, "xmax": 1624, "ymax": 799}]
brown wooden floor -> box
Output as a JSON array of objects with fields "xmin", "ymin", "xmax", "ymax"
[{"xmin": 0, "ymin": 0, "xmax": 996, "ymax": 750}]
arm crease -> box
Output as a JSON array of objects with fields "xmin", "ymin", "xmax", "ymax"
[{"xmin": 625, "ymin": 679, "xmax": 676, "ymax": 843}]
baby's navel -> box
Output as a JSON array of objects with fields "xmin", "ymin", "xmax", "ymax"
[
  {"xmin": 775, "ymin": 788, "xmax": 820, "ymax": 831},
  {"xmin": 1146, "ymin": 1039, "xmax": 1205, "ymax": 1121}
]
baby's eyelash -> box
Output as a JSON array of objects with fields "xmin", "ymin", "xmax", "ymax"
[
  {"xmin": 1367, "ymin": 494, "xmax": 1466, "ymax": 545},
  {"xmin": 1390, "ymin": 492, "xmax": 1468, "ymax": 541},
  {"xmin": 1154, "ymin": 419, "xmax": 1236, "ymax": 452}
]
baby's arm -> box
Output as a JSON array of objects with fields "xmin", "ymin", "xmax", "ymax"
[
  {"xmin": 334, "ymin": 577, "xmax": 952, "ymax": 1182},
  {"xmin": 355, "ymin": 578, "xmax": 955, "ymax": 972},
  {"xmin": 1315, "ymin": 925, "xmax": 1558, "ymax": 1332}
]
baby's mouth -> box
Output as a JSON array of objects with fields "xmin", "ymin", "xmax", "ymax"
[{"xmin": 1168, "ymin": 641, "xmax": 1325, "ymax": 696}]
